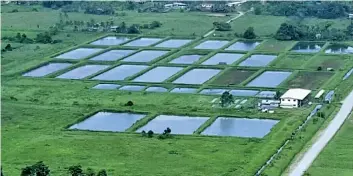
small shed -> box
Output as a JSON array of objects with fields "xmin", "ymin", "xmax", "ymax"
[
  {"xmin": 280, "ymin": 88, "xmax": 311, "ymax": 108},
  {"xmin": 314, "ymin": 90, "xmax": 325, "ymax": 99}
]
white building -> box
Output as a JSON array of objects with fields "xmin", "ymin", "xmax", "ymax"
[
  {"xmin": 164, "ymin": 2, "xmax": 187, "ymax": 9},
  {"xmin": 349, "ymin": 14, "xmax": 353, "ymax": 19},
  {"xmin": 280, "ymin": 89, "xmax": 311, "ymax": 108}
]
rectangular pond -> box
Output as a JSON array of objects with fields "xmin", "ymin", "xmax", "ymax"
[
  {"xmin": 225, "ymin": 41, "xmax": 261, "ymax": 51},
  {"xmin": 137, "ymin": 115, "xmax": 209, "ymax": 135},
  {"xmin": 239, "ymin": 55, "xmax": 277, "ymax": 67},
  {"xmin": 170, "ymin": 88, "xmax": 198, "ymax": 94},
  {"xmin": 124, "ymin": 38, "xmax": 163, "ymax": 47},
  {"xmin": 169, "ymin": 55, "xmax": 203, "ymax": 64},
  {"xmin": 92, "ymin": 84, "xmax": 121, "ymax": 90},
  {"xmin": 194, "ymin": 40, "xmax": 229, "ymax": 50},
  {"xmin": 200, "ymin": 89, "xmax": 228, "ymax": 95},
  {"xmin": 202, "ymin": 117, "xmax": 279, "ymax": 138},
  {"xmin": 173, "ymin": 69, "xmax": 221, "ymax": 84},
  {"xmin": 122, "ymin": 50, "xmax": 168, "ymax": 62},
  {"xmin": 55, "ymin": 48, "xmax": 104, "ymax": 60},
  {"xmin": 23, "ymin": 63, "xmax": 72, "ymax": 77},
  {"xmin": 119, "ymin": 85, "xmax": 146, "ymax": 91},
  {"xmin": 133, "ymin": 66, "xmax": 184, "ymax": 83},
  {"xmin": 92, "ymin": 65, "xmax": 148, "ymax": 81},
  {"xmin": 90, "ymin": 36, "xmax": 130, "ymax": 46},
  {"xmin": 229, "ymin": 89, "xmax": 259, "ymax": 97},
  {"xmin": 256, "ymin": 91, "xmax": 277, "ymax": 98},
  {"xmin": 69, "ymin": 112, "xmax": 146, "ymax": 132},
  {"xmin": 246, "ymin": 71, "xmax": 292, "ymax": 88},
  {"xmin": 155, "ymin": 39, "xmax": 193, "ymax": 48},
  {"xmin": 145, "ymin": 87, "xmax": 168, "ymax": 92},
  {"xmin": 202, "ymin": 53, "xmax": 244, "ymax": 65},
  {"xmin": 89, "ymin": 50, "xmax": 136, "ymax": 61},
  {"xmin": 56, "ymin": 65, "xmax": 109, "ymax": 79},
  {"xmin": 291, "ymin": 42, "xmax": 324, "ymax": 53},
  {"xmin": 325, "ymin": 44, "xmax": 353, "ymax": 54}
]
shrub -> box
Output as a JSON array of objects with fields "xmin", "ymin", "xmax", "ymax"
[
  {"xmin": 124, "ymin": 101, "xmax": 134, "ymax": 106},
  {"xmin": 5, "ymin": 44, "xmax": 12, "ymax": 51},
  {"xmin": 147, "ymin": 130, "xmax": 154, "ymax": 138},
  {"xmin": 10, "ymin": 9, "xmax": 18, "ymax": 13},
  {"xmin": 97, "ymin": 169, "xmax": 107, "ymax": 176},
  {"xmin": 141, "ymin": 130, "xmax": 147, "ymax": 137},
  {"xmin": 317, "ymin": 66, "xmax": 322, "ymax": 71},
  {"xmin": 243, "ymin": 27, "xmax": 256, "ymax": 39}
]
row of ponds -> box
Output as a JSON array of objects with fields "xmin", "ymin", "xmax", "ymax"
[
  {"xmin": 70, "ymin": 112, "xmax": 279, "ymax": 138},
  {"xmin": 89, "ymin": 36, "xmax": 353, "ymax": 54}
]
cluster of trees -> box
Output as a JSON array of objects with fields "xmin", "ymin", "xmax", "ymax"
[
  {"xmin": 213, "ymin": 22, "xmax": 231, "ymax": 31},
  {"xmin": 2, "ymin": 31, "xmax": 60, "ymax": 44},
  {"xmin": 84, "ymin": 5, "xmax": 114, "ymax": 15},
  {"xmin": 220, "ymin": 91, "xmax": 234, "ymax": 107},
  {"xmin": 42, "ymin": 1, "xmax": 73, "ymax": 9},
  {"xmin": 114, "ymin": 21, "xmax": 162, "ymax": 34},
  {"xmin": 257, "ymin": 1, "xmax": 353, "ymax": 19},
  {"xmin": 2, "ymin": 33, "xmax": 32, "ymax": 44},
  {"xmin": 2, "ymin": 44, "xmax": 13, "ymax": 52},
  {"xmin": 275, "ymin": 20, "xmax": 353, "ymax": 41},
  {"xmin": 13, "ymin": 161, "xmax": 108, "ymax": 176}
]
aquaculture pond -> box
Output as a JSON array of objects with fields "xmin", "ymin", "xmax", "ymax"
[
  {"xmin": 225, "ymin": 41, "xmax": 261, "ymax": 51},
  {"xmin": 122, "ymin": 50, "xmax": 168, "ymax": 62},
  {"xmin": 69, "ymin": 112, "xmax": 146, "ymax": 132},
  {"xmin": 90, "ymin": 36, "xmax": 130, "ymax": 46},
  {"xmin": 246, "ymin": 71, "xmax": 292, "ymax": 88},
  {"xmin": 229, "ymin": 89, "xmax": 259, "ymax": 97},
  {"xmin": 89, "ymin": 50, "xmax": 136, "ymax": 61},
  {"xmin": 200, "ymin": 89, "xmax": 228, "ymax": 95},
  {"xmin": 136, "ymin": 115, "xmax": 209, "ymax": 135},
  {"xmin": 23, "ymin": 63, "xmax": 72, "ymax": 77},
  {"xmin": 56, "ymin": 65, "xmax": 109, "ymax": 79},
  {"xmin": 133, "ymin": 66, "xmax": 184, "ymax": 83},
  {"xmin": 239, "ymin": 55, "xmax": 277, "ymax": 67},
  {"xmin": 173, "ymin": 69, "xmax": 221, "ymax": 84},
  {"xmin": 92, "ymin": 84, "xmax": 121, "ymax": 90},
  {"xmin": 92, "ymin": 65, "xmax": 148, "ymax": 81},
  {"xmin": 119, "ymin": 85, "xmax": 146, "ymax": 91},
  {"xmin": 55, "ymin": 48, "xmax": 104, "ymax": 60},
  {"xmin": 169, "ymin": 55, "xmax": 203, "ymax": 64},
  {"xmin": 170, "ymin": 88, "xmax": 198, "ymax": 94},
  {"xmin": 145, "ymin": 87, "xmax": 168, "ymax": 92},
  {"xmin": 202, "ymin": 53, "xmax": 244, "ymax": 65},
  {"xmin": 194, "ymin": 40, "xmax": 229, "ymax": 50},
  {"xmin": 202, "ymin": 117, "xmax": 279, "ymax": 138},
  {"xmin": 291, "ymin": 42, "xmax": 324, "ymax": 53},
  {"xmin": 325, "ymin": 44, "xmax": 353, "ymax": 54},
  {"xmin": 124, "ymin": 38, "xmax": 163, "ymax": 47},
  {"xmin": 155, "ymin": 39, "xmax": 193, "ymax": 48}
]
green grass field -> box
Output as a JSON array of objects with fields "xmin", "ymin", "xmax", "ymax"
[
  {"xmin": 308, "ymin": 114, "xmax": 353, "ymax": 176},
  {"xmin": 273, "ymin": 54, "xmax": 313, "ymax": 69},
  {"xmin": 285, "ymin": 71, "xmax": 335, "ymax": 90},
  {"xmin": 211, "ymin": 68, "xmax": 257, "ymax": 85},
  {"xmin": 305, "ymin": 54, "xmax": 353, "ymax": 71}
]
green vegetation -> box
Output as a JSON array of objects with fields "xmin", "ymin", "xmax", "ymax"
[
  {"xmin": 2, "ymin": 2, "xmax": 353, "ymax": 176},
  {"xmin": 308, "ymin": 114, "xmax": 353, "ymax": 176},
  {"xmin": 285, "ymin": 71, "xmax": 335, "ymax": 90}
]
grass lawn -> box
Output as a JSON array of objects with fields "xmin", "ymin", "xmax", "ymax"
[
  {"xmin": 308, "ymin": 114, "xmax": 353, "ymax": 176},
  {"xmin": 305, "ymin": 55, "xmax": 353, "ymax": 71},
  {"xmin": 273, "ymin": 54, "xmax": 313, "ymax": 69},
  {"xmin": 285, "ymin": 71, "xmax": 334, "ymax": 90},
  {"xmin": 211, "ymin": 68, "xmax": 257, "ymax": 85},
  {"xmin": 1, "ymin": 77, "xmax": 313, "ymax": 176},
  {"xmin": 255, "ymin": 40, "xmax": 296, "ymax": 52}
]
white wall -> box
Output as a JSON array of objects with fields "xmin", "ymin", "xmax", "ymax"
[{"xmin": 280, "ymin": 98, "xmax": 299, "ymax": 108}]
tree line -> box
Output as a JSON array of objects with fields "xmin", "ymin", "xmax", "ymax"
[{"xmin": 254, "ymin": 1, "xmax": 353, "ymax": 19}]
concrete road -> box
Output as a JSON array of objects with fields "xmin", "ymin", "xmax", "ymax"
[{"xmin": 288, "ymin": 90, "xmax": 353, "ymax": 176}]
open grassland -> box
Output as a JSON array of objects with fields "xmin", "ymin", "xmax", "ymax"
[
  {"xmin": 273, "ymin": 54, "xmax": 313, "ymax": 69},
  {"xmin": 285, "ymin": 71, "xmax": 335, "ymax": 90},
  {"xmin": 305, "ymin": 54, "xmax": 353, "ymax": 71},
  {"xmin": 255, "ymin": 40, "xmax": 296, "ymax": 52},
  {"xmin": 2, "ymin": 7, "xmax": 232, "ymax": 36},
  {"xmin": 307, "ymin": 113, "xmax": 353, "ymax": 176}
]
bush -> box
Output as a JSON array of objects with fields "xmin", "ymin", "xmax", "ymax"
[
  {"xmin": 254, "ymin": 6, "xmax": 261, "ymax": 15},
  {"xmin": 317, "ymin": 112, "xmax": 325, "ymax": 118},
  {"xmin": 124, "ymin": 101, "xmax": 134, "ymax": 106},
  {"xmin": 147, "ymin": 130, "xmax": 154, "ymax": 138},
  {"xmin": 317, "ymin": 66, "xmax": 322, "ymax": 71},
  {"xmin": 97, "ymin": 169, "xmax": 107, "ymax": 176},
  {"xmin": 32, "ymin": 8, "xmax": 38, "ymax": 12},
  {"xmin": 10, "ymin": 9, "xmax": 18, "ymax": 13},
  {"xmin": 141, "ymin": 130, "xmax": 147, "ymax": 137},
  {"xmin": 243, "ymin": 27, "xmax": 256, "ymax": 39},
  {"xmin": 5, "ymin": 44, "xmax": 12, "ymax": 51}
]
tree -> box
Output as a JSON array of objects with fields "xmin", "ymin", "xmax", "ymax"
[
  {"xmin": 127, "ymin": 25, "xmax": 140, "ymax": 34},
  {"xmin": 5, "ymin": 44, "xmax": 12, "ymax": 51},
  {"xmin": 74, "ymin": 26, "xmax": 78, "ymax": 32},
  {"xmin": 220, "ymin": 91, "xmax": 234, "ymax": 107},
  {"xmin": 16, "ymin": 33, "xmax": 22, "ymax": 40},
  {"xmin": 317, "ymin": 66, "xmax": 322, "ymax": 71},
  {"xmin": 254, "ymin": 6, "xmax": 261, "ymax": 15},
  {"xmin": 147, "ymin": 130, "xmax": 154, "ymax": 138},
  {"xmin": 150, "ymin": 21, "xmax": 161, "ymax": 29},
  {"xmin": 85, "ymin": 168, "xmax": 95, "ymax": 176},
  {"xmin": 213, "ymin": 22, "xmax": 231, "ymax": 31},
  {"xmin": 275, "ymin": 22, "xmax": 304, "ymax": 40},
  {"xmin": 96, "ymin": 169, "xmax": 107, "ymax": 176},
  {"xmin": 243, "ymin": 27, "xmax": 256, "ymax": 39},
  {"xmin": 68, "ymin": 165, "xmax": 83, "ymax": 176},
  {"xmin": 21, "ymin": 161, "xmax": 50, "ymax": 176}
]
